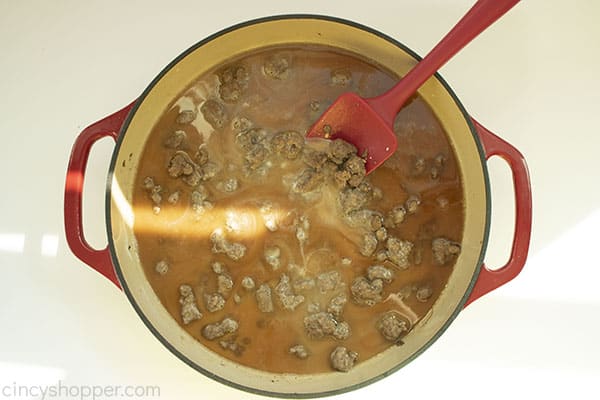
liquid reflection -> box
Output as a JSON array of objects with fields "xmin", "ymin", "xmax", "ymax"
[{"xmin": 111, "ymin": 177, "xmax": 134, "ymax": 229}]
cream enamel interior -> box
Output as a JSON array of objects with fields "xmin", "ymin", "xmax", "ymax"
[{"xmin": 108, "ymin": 17, "xmax": 488, "ymax": 396}]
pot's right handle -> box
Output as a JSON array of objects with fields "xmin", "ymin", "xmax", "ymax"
[
  {"xmin": 64, "ymin": 102, "xmax": 135, "ymax": 289},
  {"xmin": 464, "ymin": 118, "xmax": 532, "ymax": 306}
]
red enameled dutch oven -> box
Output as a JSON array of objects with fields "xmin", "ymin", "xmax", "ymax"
[{"xmin": 64, "ymin": 15, "xmax": 532, "ymax": 398}]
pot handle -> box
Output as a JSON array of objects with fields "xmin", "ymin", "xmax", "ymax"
[
  {"xmin": 64, "ymin": 102, "xmax": 136, "ymax": 289},
  {"xmin": 464, "ymin": 118, "xmax": 532, "ymax": 306}
]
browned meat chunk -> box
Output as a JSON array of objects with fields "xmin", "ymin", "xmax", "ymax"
[
  {"xmin": 327, "ymin": 294, "xmax": 347, "ymax": 318},
  {"xmin": 432, "ymin": 238, "xmax": 461, "ymax": 265},
  {"xmin": 271, "ymin": 130, "xmax": 304, "ymax": 159},
  {"xmin": 333, "ymin": 321, "xmax": 352, "ymax": 340},
  {"xmin": 339, "ymin": 187, "xmax": 370, "ymax": 214},
  {"xmin": 211, "ymin": 262, "xmax": 225, "ymax": 274},
  {"xmin": 164, "ymin": 130, "xmax": 187, "ymax": 148},
  {"xmin": 306, "ymin": 311, "xmax": 336, "ymax": 335},
  {"xmin": 377, "ymin": 311, "xmax": 409, "ymax": 342},
  {"xmin": 210, "ymin": 229, "xmax": 246, "ymax": 261},
  {"xmin": 216, "ymin": 177, "xmax": 239, "ymax": 193},
  {"xmin": 411, "ymin": 154, "xmax": 446, "ymax": 180},
  {"xmin": 386, "ymin": 237, "xmax": 413, "ymax": 269},
  {"xmin": 385, "ymin": 205, "xmax": 407, "ymax": 227},
  {"xmin": 167, "ymin": 151, "xmax": 196, "ymax": 178},
  {"xmin": 191, "ymin": 185, "xmax": 213, "ymax": 216},
  {"xmin": 142, "ymin": 176, "xmax": 155, "ymax": 190},
  {"xmin": 436, "ymin": 196, "xmax": 450, "ymax": 210},
  {"xmin": 307, "ymin": 302, "xmax": 321, "ymax": 314},
  {"xmin": 343, "ymin": 155, "xmax": 365, "ymax": 175},
  {"xmin": 204, "ymin": 292, "xmax": 225, "ymax": 313},
  {"xmin": 330, "ymin": 68, "xmax": 352, "ymax": 86},
  {"xmin": 236, "ymin": 128, "xmax": 267, "ymax": 150},
  {"xmin": 416, "ymin": 284, "xmax": 433, "ymax": 302},
  {"xmin": 179, "ymin": 284, "xmax": 202, "ymax": 324},
  {"xmin": 345, "ymin": 209, "xmax": 384, "ymax": 231},
  {"xmin": 293, "ymin": 278, "xmax": 316, "ymax": 291},
  {"xmin": 202, "ymin": 317, "xmax": 239, "ymax": 340},
  {"xmin": 264, "ymin": 246, "xmax": 281, "ymax": 270},
  {"xmin": 244, "ymin": 144, "xmax": 269, "ymax": 171},
  {"xmin": 346, "ymin": 173, "xmax": 364, "ymax": 188},
  {"xmin": 217, "ymin": 273, "xmax": 234, "ymax": 296},
  {"xmin": 199, "ymin": 162, "xmax": 218, "ymax": 181},
  {"xmin": 357, "ymin": 180, "xmax": 374, "ymax": 195},
  {"xmin": 176, "ymin": 109, "xmax": 197, "ymax": 124},
  {"xmin": 193, "ymin": 184, "xmax": 210, "ymax": 201},
  {"xmin": 217, "ymin": 65, "xmax": 250, "ymax": 103},
  {"xmin": 182, "ymin": 170, "xmax": 202, "ymax": 187},
  {"xmin": 431, "ymin": 154, "xmax": 446, "ymax": 179},
  {"xmin": 375, "ymin": 249, "xmax": 388, "ymax": 262},
  {"xmin": 327, "ymin": 139, "xmax": 357, "ymax": 165},
  {"xmin": 412, "ymin": 156, "xmax": 426, "ymax": 176},
  {"xmin": 167, "ymin": 190, "xmax": 180, "ymax": 205},
  {"xmin": 350, "ymin": 277, "xmax": 384, "ymax": 306},
  {"xmin": 405, "ymin": 194, "xmax": 421, "ymax": 214},
  {"xmin": 295, "ymin": 215, "xmax": 310, "ymax": 243},
  {"xmin": 302, "ymin": 148, "xmax": 329, "ymax": 170},
  {"xmin": 367, "ymin": 265, "xmax": 394, "ymax": 283},
  {"xmin": 259, "ymin": 202, "xmax": 279, "ymax": 231},
  {"xmin": 256, "ymin": 284, "xmax": 274, "ymax": 313},
  {"xmin": 232, "ymin": 116, "xmax": 253, "ymax": 132},
  {"xmin": 303, "ymin": 312, "xmax": 338, "ymax": 339},
  {"xmin": 241, "ymin": 276, "xmax": 256, "ymax": 291},
  {"xmin": 219, "ymin": 338, "xmax": 245, "ymax": 356},
  {"xmin": 333, "ymin": 169, "xmax": 352, "ymax": 187},
  {"xmin": 150, "ymin": 185, "xmax": 163, "ymax": 214},
  {"xmin": 289, "ymin": 344, "xmax": 309, "ymax": 359},
  {"xmin": 396, "ymin": 285, "xmax": 414, "ymax": 300},
  {"xmin": 193, "ymin": 145, "xmax": 209, "ymax": 167},
  {"xmin": 434, "ymin": 153, "xmax": 446, "ymax": 167},
  {"xmin": 263, "ymin": 53, "xmax": 290, "ymax": 80},
  {"xmin": 359, "ymin": 233, "xmax": 378, "ymax": 257},
  {"xmin": 375, "ymin": 227, "xmax": 388, "ymax": 242},
  {"xmin": 201, "ymin": 99, "xmax": 227, "ymax": 129},
  {"xmin": 155, "ymin": 260, "xmax": 169, "ymax": 276},
  {"xmin": 166, "ymin": 150, "xmax": 213, "ymax": 187},
  {"xmin": 275, "ymin": 274, "xmax": 305, "ymax": 311},
  {"xmin": 330, "ymin": 346, "xmax": 358, "ymax": 372},
  {"xmin": 316, "ymin": 271, "xmax": 342, "ymax": 293},
  {"xmin": 292, "ymin": 168, "xmax": 326, "ymax": 194},
  {"xmin": 342, "ymin": 155, "xmax": 366, "ymax": 187}
]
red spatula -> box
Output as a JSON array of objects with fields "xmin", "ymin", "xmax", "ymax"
[{"xmin": 306, "ymin": 0, "xmax": 520, "ymax": 173}]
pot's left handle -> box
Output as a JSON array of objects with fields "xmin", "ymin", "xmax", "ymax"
[{"xmin": 64, "ymin": 102, "xmax": 136, "ymax": 289}]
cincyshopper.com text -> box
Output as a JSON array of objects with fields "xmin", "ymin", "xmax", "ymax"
[{"xmin": 1, "ymin": 381, "xmax": 160, "ymax": 400}]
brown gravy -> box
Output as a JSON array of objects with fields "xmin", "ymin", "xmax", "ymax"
[{"xmin": 132, "ymin": 47, "xmax": 464, "ymax": 374}]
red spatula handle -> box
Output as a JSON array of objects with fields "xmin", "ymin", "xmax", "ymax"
[{"xmin": 368, "ymin": 0, "xmax": 520, "ymax": 125}]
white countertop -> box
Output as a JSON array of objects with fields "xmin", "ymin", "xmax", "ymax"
[{"xmin": 1, "ymin": 1, "xmax": 599, "ymax": 399}]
